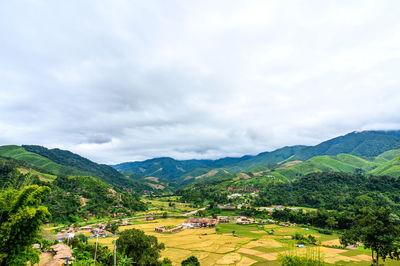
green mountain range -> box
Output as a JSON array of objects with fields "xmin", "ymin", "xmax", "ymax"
[
  {"xmin": 1, "ymin": 129, "xmax": 400, "ymax": 222},
  {"xmin": 112, "ymin": 130, "xmax": 400, "ymax": 184}
]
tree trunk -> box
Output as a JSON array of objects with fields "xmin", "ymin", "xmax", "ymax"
[{"xmin": 371, "ymin": 249, "xmax": 374, "ymax": 262}]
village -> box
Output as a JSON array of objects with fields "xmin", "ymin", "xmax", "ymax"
[{"xmin": 33, "ymin": 193, "xmax": 387, "ymax": 266}]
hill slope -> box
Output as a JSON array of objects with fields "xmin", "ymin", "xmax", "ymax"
[
  {"xmin": 0, "ymin": 156, "xmax": 146, "ymax": 223},
  {"xmin": 113, "ymin": 130, "xmax": 400, "ymax": 183},
  {"xmin": 0, "ymin": 145, "xmax": 151, "ymax": 191}
]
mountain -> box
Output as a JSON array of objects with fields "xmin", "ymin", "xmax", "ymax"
[
  {"xmin": 292, "ymin": 130, "xmax": 400, "ymax": 160},
  {"xmin": 21, "ymin": 145, "xmax": 136, "ymax": 188},
  {"xmin": 112, "ymin": 130, "xmax": 400, "ymax": 183},
  {"xmin": 112, "ymin": 145, "xmax": 308, "ymax": 183},
  {"xmin": 0, "ymin": 145, "xmax": 147, "ymax": 190},
  {"xmin": 0, "ymin": 156, "xmax": 146, "ymax": 223}
]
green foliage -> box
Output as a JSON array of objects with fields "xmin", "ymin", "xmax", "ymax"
[
  {"xmin": 340, "ymin": 207, "xmax": 400, "ymax": 265},
  {"xmin": 0, "ymin": 145, "xmax": 88, "ymax": 176},
  {"xmin": 112, "ymin": 130, "xmax": 400, "ymax": 185},
  {"xmin": 316, "ymin": 229, "xmax": 332, "ymax": 235},
  {"xmin": 181, "ymin": 255, "xmax": 200, "ymax": 266},
  {"xmin": 370, "ymin": 156, "xmax": 400, "ymax": 178},
  {"xmin": 22, "ymin": 145, "xmax": 141, "ymax": 189},
  {"xmin": 256, "ymin": 172, "xmax": 400, "ymax": 213},
  {"xmin": 71, "ymin": 235, "xmax": 113, "ymax": 266},
  {"xmin": 117, "ymin": 228, "xmax": 166, "ymax": 265},
  {"xmin": 162, "ymin": 257, "xmax": 172, "ymax": 266},
  {"xmin": 0, "ymin": 154, "xmax": 146, "ymax": 224},
  {"xmin": 0, "ymin": 185, "xmax": 51, "ymax": 265},
  {"xmin": 292, "ymin": 233, "xmax": 317, "ymax": 245},
  {"xmin": 278, "ymin": 253, "xmax": 325, "ymax": 266},
  {"xmin": 293, "ymin": 130, "xmax": 400, "ymax": 160}
]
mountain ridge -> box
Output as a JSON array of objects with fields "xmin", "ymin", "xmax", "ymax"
[{"xmin": 112, "ymin": 130, "xmax": 400, "ymax": 182}]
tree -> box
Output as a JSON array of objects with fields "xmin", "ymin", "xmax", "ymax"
[
  {"xmin": 325, "ymin": 216, "xmax": 337, "ymax": 230},
  {"xmin": 340, "ymin": 207, "xmax": 400, "ymax": 265},
  {"xmin": 117, "ymin": 228, "xmax": 165, "ymax": 265},
  {"xmin": 0, "ymin": 185, "xmax": 51, "ymax": 265},
  {"xmin": 181, "ymin": 256, "xmax": 200, "ymax": 266}
]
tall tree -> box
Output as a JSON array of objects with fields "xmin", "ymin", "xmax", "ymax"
[
  {"xmin": 0, "ymin": 185, "xmax": 51, "ymax": 265},
  {"xmin": 340, "ymin": 207, "xmax": 400, "ymax": 265},
  {"xmin": 117, "ymin": 228, "xmax": 165, "ymax": 265}
]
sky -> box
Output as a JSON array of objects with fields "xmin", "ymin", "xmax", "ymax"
[{"xmin": 1, "ymin": 0, "xmax": 400, "ymax": 164}]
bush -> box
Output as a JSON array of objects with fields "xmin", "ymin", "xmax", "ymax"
[
  {"xmin": 279, "ymin": 254, "xmax": 325, "ymax": 265},
  {"xmin": 317, "ymin": 229, "xmax": 332, "ymax": 235},
  {"xmin": 181, "ymin": 255, "xmax": 200, "ymax": 266}
]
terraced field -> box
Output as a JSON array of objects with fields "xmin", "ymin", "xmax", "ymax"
[{"xmin": 89, "ymin": 218, "xmax": 400, "ymax": 265}]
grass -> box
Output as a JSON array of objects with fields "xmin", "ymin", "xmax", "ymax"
[{"xmin": 370, "ymin": 157, "xmax": 400, "ymax": 178}]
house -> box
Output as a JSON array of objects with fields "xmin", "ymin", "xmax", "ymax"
[
  {"xmin": 235, "ymin": 217, "xmax": 253, "ymax": 224},
  {"xmin": 227, "ymin": 193, "xmax": 242, "ymax": 199},
  {"xmin": 182, "ymin": 223, "xmax": 194, "ymax": 229},
  {"xmin": 217, "ymin": 216, "xmax": 230, "ymax": 224},
  {"xmin": 57, "ymin": 233, "xmax": 75, "ymax": 242},
  {"xmin": 146, "ymin": 217, "xmax": 154, "ymax": 221},
  {"xmin": 186, "ymin": 217, "xmax": 217, "ymax": 228}
]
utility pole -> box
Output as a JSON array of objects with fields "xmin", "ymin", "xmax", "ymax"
[
  {"xmin": 94, "ymin": 233, "xmax": 99, "ymax": 265},
  {"xmin": 113, "ymin": 231, "xmax": 117, "ymax": 266}
]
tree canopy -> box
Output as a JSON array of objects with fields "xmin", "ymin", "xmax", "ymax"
[
  {"xmin": 181, "ymin": 256, "xmax": 200, "ymax": 266},
  {"xmin": 340, "ymin": 206, "xmax": 400, "ymax": 265},
  {"xmin": 117, "ymin": 228, "xmax": 165, "ymax": 265},
  {"xmin": 0, "ymin": 185, "xmax": 51, "ymax": 265}
]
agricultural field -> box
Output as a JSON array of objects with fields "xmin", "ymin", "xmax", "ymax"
[
  {"xmin": 139, "ymin": 197, "xmax": 197, "ymax": 216},
  {"xmin": 88, "ymin": 218, "xmax": 400, "ymax": 265}
]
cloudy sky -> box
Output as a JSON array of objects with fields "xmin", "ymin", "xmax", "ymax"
[{"xmin": 1, "ymin": 0, "xmax": 400, "ymax": 164}]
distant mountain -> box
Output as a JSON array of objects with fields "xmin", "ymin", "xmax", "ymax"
[
  {"xmin": 112, "ymin": 130, "xmax": 400, "ymax": 183},
  {"xmin": 112, "ymin": 145, "xmax": 307, "ymax": 183},
  {"xmin": 0, "ymin": 145, "xmax": 150, "ymax": 191},
  {"xmin": 292, "ymin": 130, "xmax": 400, "ymax": 160}
]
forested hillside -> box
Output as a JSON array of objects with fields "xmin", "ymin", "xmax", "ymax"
[
  {"xmin": 113, "ymin": 130, "xmax": 400, "ymax": 184},
  {"xmin": 0, "ymin": 156, "xmax": 146, "ymax": 223},
  {"xmin": 0, "ymin": 145, "xmax": 150, "ymax": 191},
  {"xmin": 255, "ymin": 172, "xmax": 400, "ymax": 213}
]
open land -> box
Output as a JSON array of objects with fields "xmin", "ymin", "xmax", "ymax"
[{"xmin": 87, "ymin": 217, "xmax": 400, "ymax": 265}]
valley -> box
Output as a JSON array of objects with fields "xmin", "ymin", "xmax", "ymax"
[{"xmin": 1, "ymin": 130, "xmax": 400, "ymax": 265}]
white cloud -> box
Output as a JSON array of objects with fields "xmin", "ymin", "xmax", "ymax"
[{"xmin": 1, "ymin": 0, "xmax": 400, "ymax": 163}]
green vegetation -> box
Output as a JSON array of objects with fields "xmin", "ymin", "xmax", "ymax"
[
  {"xmin": 117, "ymin": 228, "xmax": 167, "ymax": 265},
  {"xmin": 22, "ymin": 145, "xmax": 140, "ymax": 188},
  {"xmin": 0, "ymin": 145, "xmax": 88, "ymax": 176},
  {"xmin": 0, "ymin": 154, "xmax": 146, "ymax": 223},
  {"xmin": 181, "ymin": 255, "xmax": 200, "ymax": 266},
  {"xmin": 0, "ymin": 185, "xmax": 51, "ymax": 265},
  {"xmin": 341, "ymin": 207, "xmax": 400, "ymax": 265},
  {"xmin": 255, "ymin": 172, "xmax": 400, "ymax": 213},
  {"xmin": 278, "ymin": 252, "xmax": 325, "ymax": 266},
  {"xmin": 112, "ymin": 130, "xmax": 400, "ymax": 185}
]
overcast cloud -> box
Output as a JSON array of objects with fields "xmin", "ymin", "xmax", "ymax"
[{"xmin": 1, "ymin": 0, "xmax": 400, "ymax": 164}]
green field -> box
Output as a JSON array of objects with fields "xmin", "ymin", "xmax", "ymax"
[{"xmin": 86, "ymin": 218, "xmax": 400, "ymax": 265}]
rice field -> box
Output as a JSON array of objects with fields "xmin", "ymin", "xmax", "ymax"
[{"xmin": 88, "ymin": 218, "xmax": 400, "ymax": 265}]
